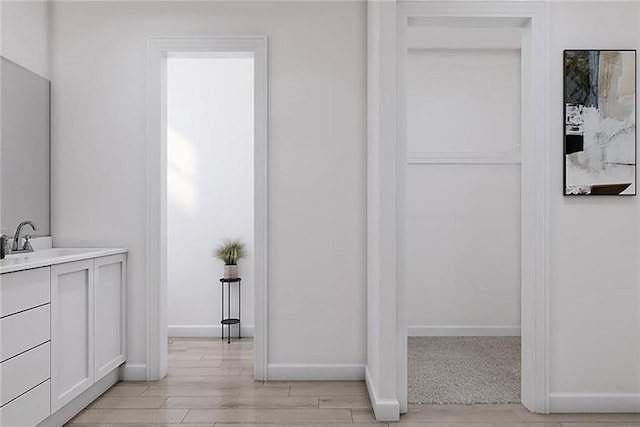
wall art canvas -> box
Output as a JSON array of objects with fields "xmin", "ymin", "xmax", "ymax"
[{"xmin": 564, "ymin": 50, "xmax": 636, "ymax": 196}]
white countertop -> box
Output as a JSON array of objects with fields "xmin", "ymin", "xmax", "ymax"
[{"xmin": 0, "ymin": 248, "xmax": 128, "ymax": 274}]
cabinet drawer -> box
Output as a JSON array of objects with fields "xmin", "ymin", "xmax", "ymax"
[
  {"xmin": 0, "ymin": 342, "xmax": 50, "ymax": 406},
  {"xmin": 0, "ymin": 304, "xmax": 50, "ymax": 362},
  {"xmin": 0, "ymin": 379, "xmax": 50, "ymax": 427},
  {"xmin": 0, "ymin": 267, "xmax": 50, "ymax": 317}
]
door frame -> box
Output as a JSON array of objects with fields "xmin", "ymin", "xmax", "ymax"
[
  {"xmin": 366, "ymin": 0, "xmax": 549, "ymax": 420},
  {"xmin": 397, "ymin": 0, "xmax": 550, "ymax": 414},
  {"xmin": 146, "ymin": 36, "xmax": 269, "ymax": 381}
]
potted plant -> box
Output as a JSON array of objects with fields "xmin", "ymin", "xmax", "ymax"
[{"xmin": 215, "ymin": 238, "xmax": 246, "ymax": 279}]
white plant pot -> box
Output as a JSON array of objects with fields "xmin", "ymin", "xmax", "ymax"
[{"xmin": 224, "ymin": 265, "xmax": 238, "ymax": 279}]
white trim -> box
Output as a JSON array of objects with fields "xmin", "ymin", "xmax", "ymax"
[
  {"xmin": 365, "ymin": 367, "xmax": 400, "ymax": 422},
  {"xmin": 168, "ymin": 325, "xmax": 254, "ymax": 338},
  {"xmin": 549, "ymin": 393, "xmax": 640, "ymax": 413},
  {"xmin": 367, "ymin": 0, "xmax": 403, "ymax": 420},
  {"xmin": 396, "ymin": 2, "xmax": 409, "ymax": 414},
  {"xmin": 120, "ymin": 363, "xmax": 147, "ymax": 381},
  {"xmin": 267, "ymin": 364, "xmax": 365, "ymax": 381},
  {"xmin": 146, "ymin": 36, "xmax": 269, "ymax": 382},
  {"xmin": 407, "ymin": 145, "xmax": 521, "ymax": 165},
  {"xmin": 253, "ymin": 36, "xmax": 269, "ymax": 382},
  {"xmin": 394, "ymin": 0, "xmax": 549, "ymax": 416},
  {"xmin": 408, "ymin": 326, "xmax": 521, "ymax": 337}
]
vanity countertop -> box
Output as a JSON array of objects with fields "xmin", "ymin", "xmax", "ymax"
[{"xmin": 0, "ymin": 248, "xmax": 127, "ymax": 274}]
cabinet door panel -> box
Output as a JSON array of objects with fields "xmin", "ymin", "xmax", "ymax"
[
  {"xmin": 95, "ymin": 254, "xmax": 127, "ymax": 381},
  {"xmin": 51, "ymin": 260, "xmax": 94, "ymax": 412}
]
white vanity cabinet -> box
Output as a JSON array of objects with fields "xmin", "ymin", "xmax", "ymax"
[{"xmin": 0, "ymin": 249, "xmax": 127, "ymax": 426}]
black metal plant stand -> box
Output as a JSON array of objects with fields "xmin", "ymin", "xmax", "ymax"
[{"xmin": 220, "ymin": 277, "xmax": 241, "ymax": 344}]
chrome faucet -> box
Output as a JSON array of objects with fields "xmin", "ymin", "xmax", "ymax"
[{"xmin": 12, "ymin": 221, "xmax": 36, "ymax": 253}]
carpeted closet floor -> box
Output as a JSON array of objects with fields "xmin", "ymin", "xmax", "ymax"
[{"xmin": 408, "ymin": 336, "xmax": 521, "ymax": 405}]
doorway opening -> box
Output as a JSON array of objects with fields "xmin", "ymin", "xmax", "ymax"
[
  {"xmin": 166, "ymin": 54, "xmax": 255, "ymax": 367},
  {"xmin": 404, "ymin": 26, "xmax": 523, "ymax": 404},
  {"xmin": 146, "ymin": 38, "xmax": 268, "ymax": 382}
]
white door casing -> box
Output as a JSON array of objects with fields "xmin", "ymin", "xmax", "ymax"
[{"xmin": 146, "ymin": 37, "xmax": 268, "ymax": 381}]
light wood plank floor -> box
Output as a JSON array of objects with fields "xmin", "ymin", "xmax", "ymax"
[{"xmin": 67, "ymin": 338, "xmax": 640, "ymax": 426}]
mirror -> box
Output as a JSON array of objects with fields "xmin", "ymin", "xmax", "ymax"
[{"xmin": 1, "ymin": 56, "xmax": 51, "ymax": 237}]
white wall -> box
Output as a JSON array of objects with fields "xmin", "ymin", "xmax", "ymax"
[
  {"xmin": 166, "ymin": 57, "xmax": 254, "ymax": 338},
  {"xmin": 50, "ymin": 1, "xmax": 366, "ymax": 378},
  {"xmin": 548, "ymin": 1, "xmax": 640, "ymax": 410},
  {"xmin": 406, "ymin": 48, "xmax": 522, "ymax": 337},
  {"xmin": 0, "ymin": 0, "xmax": 51, "ymax": 79}
]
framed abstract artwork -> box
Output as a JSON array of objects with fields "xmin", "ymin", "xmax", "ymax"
[{"xmin": 564, "ymin": 49, "xmax": 636, "ymax": 196}]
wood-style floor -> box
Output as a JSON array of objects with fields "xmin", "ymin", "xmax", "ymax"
[{"xmin": 68, "ymin": 338, "xmax": 640, "ymax": 426}]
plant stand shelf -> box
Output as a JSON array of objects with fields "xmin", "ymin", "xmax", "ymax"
[{"xmin": 220, "ymin": 277, "xmax": 241, "ymax": 344}]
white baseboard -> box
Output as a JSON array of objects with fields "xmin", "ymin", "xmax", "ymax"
[
  {"xmin": 120, "ymin": 363, "xmax": 147, "ymax": 381},
  {"xmin": 550, "ymin": 393, "xmax": 640, "ymax": 413},
  {"xmin": 408, "ymin": 326, "xmax": 521, "ymax": 337},
  {"xmin": 267, "ymin": 363, "xmax": 365, "ymax": 381},
  {"xmin": 365, "ymin": 367, "xmax": 400, "ymax": 421},
  {"xmin": 168, "ymin": 325, "xmax": 254, "ymax": 338}
]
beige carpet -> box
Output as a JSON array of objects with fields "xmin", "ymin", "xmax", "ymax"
[{"xmin": 408, "ymin": 336, "xmax": 521, "ymax": 404}]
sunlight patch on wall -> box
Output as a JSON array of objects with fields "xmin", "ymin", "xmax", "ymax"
[{"xmin": 168, "ymin": 127, "xmax": 199, "ymax": 215}]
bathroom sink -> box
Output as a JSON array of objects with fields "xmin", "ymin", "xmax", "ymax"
[
  {"xmin": 4, "ymin": 248, "xmax": 101, "ymax": 260},
  {"xmin": 25, "ymin": 248, "xmax": 103, "ymax": 258}
]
